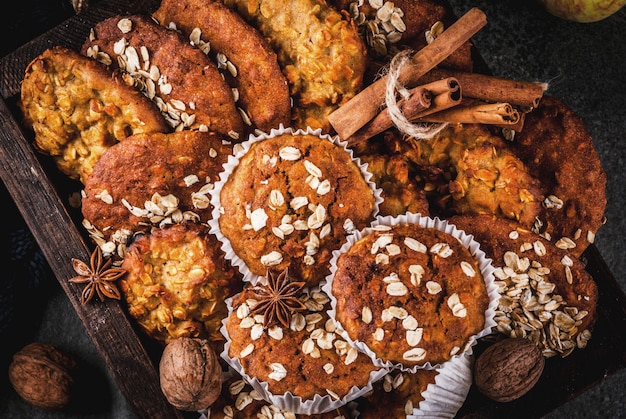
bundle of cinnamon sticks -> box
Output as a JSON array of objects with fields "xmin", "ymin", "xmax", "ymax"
[{"xmin": 328, "ymin": 8, "xmax": 548, "ymax": 146}]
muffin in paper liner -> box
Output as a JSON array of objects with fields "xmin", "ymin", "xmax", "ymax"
[
  {"xmin": 208, "ymin": 124, "xmax": 383, "ymax": 289},
  {"xmin": 219, "ymin": 288, "xmax": 388, "ymax": 416},
  {"xmin": 323, "ymin": 212, "xmax": 499, "ymax": 373}
]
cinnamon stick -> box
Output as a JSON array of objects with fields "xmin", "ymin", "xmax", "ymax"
[
  {"xmin": 328, "ymin": 7, "xmax": 488, "ymax": 139},
  {"xmin": 347, "ymin": 78, "xmax": 461, "ymax": 146},
  {"xmin": 417, "ymin": 101, "xmax": 521, "ymax": 125},
  {"xmin": 418, "ymin": 68, "xmax": 547, "ymax": 109}
]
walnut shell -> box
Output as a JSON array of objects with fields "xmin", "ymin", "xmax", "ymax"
[
  {"xmin": 474, "ymin": 338, "xmax": 545, "ymax": 402},
  {"xmin": 8, "ymin": 342, "xmax": 77, "ymax": 410},
  {"xmin": 159, "ymin": 337, "xmax": 222, "ymax": 411}
]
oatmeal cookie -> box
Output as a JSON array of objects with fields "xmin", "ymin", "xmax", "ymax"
[
  {"xmin": 153, "ymin": 0, "xmax": 291, "ymax": 133},
  {"xmin": 20, "ymin": 46, "xmax": 169, "ymax": 184},
  {"xmin": 81, "ymin": 130, "xmax": 232, "ymax": 253},
  {"xmin": 82, "ymin": 14, "xmax": 244, "ymax": 140},
  {"xmin": 120, "ymin": 223, "xmax": 243, "ymax": 344},
  {"xmin": 223, "ymin": 0, "xmax": 368, "ymax": 132},
  {"xmin": 510, "ymin": 95, "xmax": 607, "ymax": 258},
  {"xmin": 449, "ymin": 214, "xmax": 598, "ymax": 357}
]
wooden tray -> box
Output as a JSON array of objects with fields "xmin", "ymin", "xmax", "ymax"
[{"xmin": 1, "ymin": 1, "xmax": 625, "ymax": 417}]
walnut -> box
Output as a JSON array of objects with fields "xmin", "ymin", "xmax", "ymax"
[
  {"xmin": 473, "ymin": 337, "xmax": 545, "ymax": 402},
  {"xmin": 8, "ymin": 342, "xmax": 77, "ymax": 411},
  {"xmin": 159, "ymin": 337, "xmax": 223, "ymax": 411}
]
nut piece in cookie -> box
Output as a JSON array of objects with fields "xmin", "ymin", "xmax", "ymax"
[
  {"xmin": 121, "ymin": 223, "xmax": 243, "ymax": 345},
  {"xmin": 20, "ymin": 46, "xmax": 170, "ymax": 184},
  {"xmin": 449, "ymin": 214, "xmax": 598, "ymax": 358},
  {"xmin": 82, "ymin": 14, "xmax": 244, "ymax": 140},
  {"xmin": 81, "ymin": 130, "xmax": 232, "ymax": 255},
  {"xmin": 223, "ymin": 0, "xmax": 368, "ymax": 132},
  {"xmin": 153, "ymin": 0, "xmax": 291, "ymax": 133}
]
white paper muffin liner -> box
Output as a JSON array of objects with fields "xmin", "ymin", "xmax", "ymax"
[
  {"xmin": 208, "ymin": 125, "xmax": 384, "ymax": 286},
  {"xmin": 408, "ymin": 353, "xmax": 474, "ymax": 418},
  {"xmin": 323, "ymin": 212, "xmax": 499, "ymax": 373},
  {"xmin": 219, "ymin": 293, "xmax": 389, "ymax": 415}
]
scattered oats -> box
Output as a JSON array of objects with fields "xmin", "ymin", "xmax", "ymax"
[
  {"xmin": 117, "ymin": 18, "xmax": 133, "ymax": 33},
  {"xmin": 587, "ymin": 230, "xmax": 596, "ymax": 244},
  {"xmin": 323, "ymin": 363, "xmax": 334, "ymax": 374},
  {"xmin": 555, "ymin": 237, "xmax": 576, "ymax": 250},
  {"xmin": 249, "ymin": 208, "xmax": 268, "ymax": 231},
  {"xmin": 95, "ymin": 189, "xmax": 113, "ymax": 204},
  {"xmin": 386, "ymin": 243, "xmax": 401, "ymax": 256},
  {"xmin": 268, "ymin": 363, "xmax": 287, "ymax": 381},
  {"xmin": 533, "ymin": 240, "xmax": 547, "ymax": 256},
  {"xmin": 260, "ymin": 251, "xmax": 283, "ymax": 266},
  {"xmin": 409, "ymin": 264, "xmax": 424, "ymax": 285},
  {"xmin": 373, "ymin": 328, "xmax": 385, "ymax": 341},
  {"xmin": 279, "ymin": 146, "xmax": 301, "ymax": 160},
  {"xmin": 403, "ymin": 347, "xmax": 427, "ymax": 362},
  {"xmin": 240, "ymin": 344, "xmax": 254, "ymax": 358},
  {"xmin": 386, "ymin": 281, "xmax": 408, "ymax": 296},
  {"xmin": 406, "ymin": 328, "xmax": 423, "ymax": 346},
  {"xmin": 376, "ymin": 253, "xmax": 390, "ymax": 265},
  {"xmin": 234, "ymin": 392, "xmax": 253, "ymax": 411},
  {"xmin": 430, "ymin": 242, "xmax": 453, "ymax": 258},
  {"xmin": 426, "ymin": 281, "xmax": 442, "ymax": 294},
  {"xmin": 345, "ymin": 346, "xmax": 358, "ymax": 365},
  {"xmin": 290, "ymin": 196, "xmax": 308, "ymax": 210},
  {"xmin": 362, "ymin": 306, "xmax": 373, "ymax": 324},
  {"xmin": 404, "ymin": 237, "xmax": 428, "ymax": 253},
  {"xmin": 268, "ymin": 325, "xmax": 283, "ymax": 340},
  {"xmin": 509, "ymin": 230, "xmax": 520, "ymax": 239},
  {"xmin": 343, "ymin": 218, "xmax": 355, "ymax": 233},
  {"xmin": 460, "ymin": 261, "xmax": 476, "ymax": 277},
  {"xmin": 402, "ymin": 315, "xmax": 418, "ymax": 330}
]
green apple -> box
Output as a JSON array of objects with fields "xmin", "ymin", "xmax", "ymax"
[{"xmin": 537, "ymin": 0, "xmax": 625, "ymax": 22}]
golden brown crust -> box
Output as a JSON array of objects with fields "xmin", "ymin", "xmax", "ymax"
[
  {"xmin": 448, "ymin": 214, "xmax": 598, "ymax": 357},
  {"xmin": 19, "ymin": 46, "xmax": 170, "ymax": 184},
  {"xmin": 510, "ymin": 95, "xmax": 607, "ymax": 257},
  {"xmin": 81, "ymin": 14, "xmax": 244, "ymax": 139},
  {"xmin": 152, "ymin": 0, "xmax": 291, "ymax": 133},
  {"xmin": 223, "ymin": 0, "xmax": 368, "ymax": 132},
  {"xmin": 120, "ymin": 223, "xmax": 243, "ymax": 345},
  {"xmin": 332, "ymin": 223, "xmax": 489, "ymax": 366},
  {"xmin": 225, "ymin": 289, "xmax": 381, "ymax": 401},
  {"xmin": 373, "ymin": 124, "xmax": 544, "ymax": 227},
  {"xmin": 81, "ymin": 130, "xmax": 233, "ymax": 248},
  {"xmin": 217, "ymin": 133, "xmax": 377, "ymax": 288}
]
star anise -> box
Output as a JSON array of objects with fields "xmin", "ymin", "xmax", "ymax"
[
  {"xmin": 248, "ymin": 268, "xmax": 307, "ymax": 329},
  {"xmin": 68, "ymin": 246, "xmax": 126, "ymax": 304}
]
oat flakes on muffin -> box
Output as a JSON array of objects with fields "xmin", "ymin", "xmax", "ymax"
[
  {"xmin": 223, "ymin": 0, "xmax": 368, "ymax": 132},
  {"xmin": 212, "ymin": 128, "xmax": 380, "ymax": 289},
  {"xmin": 120, "ymin": 223, "xmax": 243, "ymax": 345},
  {"xmin": 223, "ymin": 278, "xmax": 383, "ymax": 413},
  {"xmin": 20, "ymin": 46, "xmax": 170, "ymax": 184},
  {"xmin": 328, "ymin": 216, "xmax": 493, "ymax": 368},
  {"xmin": 81, "ymin": 130, "xmax": 233, "ymax": 256},
  {"xmin": 153, "ymin": 0, "xmax": 291, "ymax": 133},
  {"xmin": 448, "ymin": 214, "xmax": 598, "ymax": 358},
  {"xmin": 82, "ymin": 14, "xmax": 245, "ymax": 139}
]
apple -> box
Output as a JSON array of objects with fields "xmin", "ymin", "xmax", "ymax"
[{"xmin": 537, "ymin": 0, "xmax": 625, "ymax": 22}]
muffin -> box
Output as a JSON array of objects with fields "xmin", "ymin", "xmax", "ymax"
[
  {"xmin": 325, "ymin": 213, "xmax": 497, "ymax": 370},
  {"xmin": 448, "ymin": 214, "xmax": 598, "ymax": 358},
  {"xmin": 221, "ymin": 270, "xmax": 385, "ymax": 414},
  {"xmin": 120, "ymin": 223, "xmax": 243, "ymax": 345},
  {"xmin": 210, "ymin": 127, "xmax": 381, "ymax": 288}
]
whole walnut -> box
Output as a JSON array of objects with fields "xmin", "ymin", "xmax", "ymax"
[
  {"xmin": 8, "ymin": 342, "xmax": 77, "ymax": 410},
  {"xmin": 159, "ymin": 337, "xmax": 223, "ymax": 411},
  {"xmin": 474, "ymin": 337, "xmax": 544, "ymax": 402}
]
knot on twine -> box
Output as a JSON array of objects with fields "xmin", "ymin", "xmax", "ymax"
[{"xmin": 384, "ymin": 49, "xmax": 448, "ymax": 140}]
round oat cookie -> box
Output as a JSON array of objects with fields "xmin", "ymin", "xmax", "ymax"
[
  {"xmin": 153, "ymin": 0, "xmax": 291, "ymax": 133},
  {"xmin": 448, "ymin": 214, "xmax": 598, "ymax": 358},
  {"xmin": 223, "ymin": 0, "xmax": 368, "ymax": 132},
  {"xmin": 81, "ymin": 130, "xmax": 232, "ymax": 251},
  {"xmin": 82, "ymin": 14, "xmax": 245, "ymax": 140},
  {"xmin": 20, "ymin": 46, "xmax": 170, "ymax": 184},
  {"xmin": 120, "ymin": 223, "xmax": 243, "ymax": 344},
  {"xmin": 509, "ymin": 95, "xmax": 607, "ymax": 258}
]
